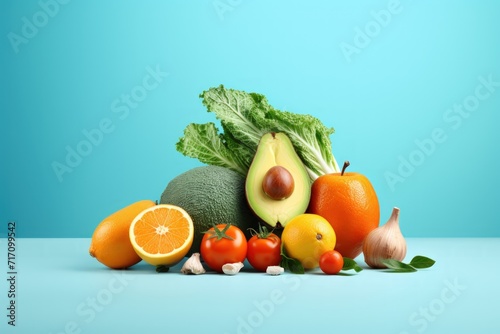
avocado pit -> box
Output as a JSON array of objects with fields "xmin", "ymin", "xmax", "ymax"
[
  {"xmin": 262, "ymin": 166, "xmax": 295, "ymax": 200},
  {"xmin": 245, "ymin": 132, "xmax": 311, "ymax": 228}
]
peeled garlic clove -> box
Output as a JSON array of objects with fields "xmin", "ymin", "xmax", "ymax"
[
  {"xmin": 266, "ymin": 266, "xmax": 284, "ymax": 276},
  {"xmin": 222, "ymin": 262, "xmax": 244, "ymax": 275},
  {"xmin": 362, "ymin": 207, "xmax": 407, "ymax": 269},
  {"xmin": 181, "ymin": 253, "xmax": 206, "ymax": 275}
]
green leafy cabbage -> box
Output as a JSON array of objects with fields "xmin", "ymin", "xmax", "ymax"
[{"xmin": 176, "ymin": 85, "xmax": 340, "ymax": 180}]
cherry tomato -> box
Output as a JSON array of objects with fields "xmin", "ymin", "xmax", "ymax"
[
  {"xmin": 247, "ymin": 226, "xmax": 281, "ymax": 272},
  {"xmin": 319, "ymin": 250, "xmax": 344, "ymax": 275},
  {"xmin": 200, "ymin": 223, "xmax": 247, "ymax": 273}
]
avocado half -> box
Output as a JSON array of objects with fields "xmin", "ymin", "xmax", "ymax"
[{"xmin": 245, "ymin": 132, "xmax": 311, "ymax": 228}]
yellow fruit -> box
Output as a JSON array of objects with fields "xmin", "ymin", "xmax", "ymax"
[
  {"xmin": 89, "ymin": 200, "xmax": 155, "ymax": 269},
  {"xmin": 129, "ymin": 204, "xmax": 194, "ymax": 266},
  {"xmin": 281, "ymin": 214, "xmax": 336, "ymax": 269}
]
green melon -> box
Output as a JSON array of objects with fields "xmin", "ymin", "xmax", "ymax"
[{"xmin": 160, "ymin": 166, "xmax": 259, "ymax": 255}]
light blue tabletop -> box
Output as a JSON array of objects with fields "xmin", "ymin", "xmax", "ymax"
[{"xmin": 0, "ymin": 238, "xmax": 498, "ymax": 334}]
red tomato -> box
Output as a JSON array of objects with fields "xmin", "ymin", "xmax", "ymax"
[
  {"xmin": 246, "ymin": 226, "xmax": 281, "ymax": 272},
  {"xmin": 319, "ymin": 250, "xmax": 344, "ymax": 275},
  {"xmin": 200, "ymin": 224, "xmax": 247, "ymax": 273}
]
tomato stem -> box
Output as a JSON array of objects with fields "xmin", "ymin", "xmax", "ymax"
[
  {"xmin": 248, "ymin": 224, "xmax": 273, "ymax": 239},
  {"xmin": 203, "ymin": 223, "xmax": 235, "ymax": 241}
]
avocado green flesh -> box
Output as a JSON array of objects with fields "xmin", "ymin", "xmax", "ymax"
[{"xmin": 245, "ymin": 133, "xmax": 311, "ymax": 227}]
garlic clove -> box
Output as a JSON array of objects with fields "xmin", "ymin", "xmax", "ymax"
[
  {"xmin": 222, "ymin": 262, "xmax": 244, "ymax": 275},
  {"xmin": 266, "ymin": 266, "xmax": 285, "ymax": 276},
  {"xmin": 180, "ymin": 253, "xmax": 206, "ymax": 275},
  {"xmin": 362, "ymin": 207, "xmax": 407, "ymax": 269}
]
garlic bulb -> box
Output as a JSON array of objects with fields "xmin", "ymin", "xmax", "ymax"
[
  {"xmin": 362, "ymin": 207, "xmax": 407, "ymax": 269},
  {"xmin": 180, "ymin": 253, "xmax": 206, "ymax": 275}
]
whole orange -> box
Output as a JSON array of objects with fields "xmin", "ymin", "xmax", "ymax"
[{"xmin": 307, "ymin": 162, "xmax": 379, "ymax": 259}]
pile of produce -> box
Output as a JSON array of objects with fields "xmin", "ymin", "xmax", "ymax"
[{"xmin": 89, "ymin": 85, "xmax": 435, "ymax": 275}]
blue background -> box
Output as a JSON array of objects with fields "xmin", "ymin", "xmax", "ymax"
[{"xmin": 2, "ymin": 0, "xmax": 500, "ymax": 238}]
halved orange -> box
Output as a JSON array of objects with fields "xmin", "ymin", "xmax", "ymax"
[{"xmin": 129, "ymin": 204, "xmax": 194, "ymax": 266}]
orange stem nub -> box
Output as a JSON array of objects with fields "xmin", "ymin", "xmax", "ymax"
[{"xmin": 341, "ymin": 161, "xmax": 350, "ymax": 176}]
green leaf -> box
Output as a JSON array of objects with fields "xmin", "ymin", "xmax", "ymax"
[
  {"xmin": 381, "ymin": 259, "xmax": 417, "ymax": 272},
  {"xmin": 262, "ymin": 108, "xmax": 340, "ymax": 177},
  {"xmin": 282, "ymin": 257, "xmax": 305, "ymax": 275},
  {"xmin": 342, "ymin": 257, "xmax": 363, "ymax": 273},
  {"xmin": 156, "ymin": 265, "xmax": 170, "ymax": 273},
  {"xmin": 175, "ymin": 122, "xmax": 248, "ymax": 175},
  {"xmin": 200, "ymin": 86, "xmax": 269, "ymax": 151},
  {"xmin": 177, "ymin": 85, "xmax": 340, "ymax": 181},
  {"xmin": 409, "ymin": 256, "xmax": 436, "ymax": 269},
  {"xmin": 221, "ymin": 123, "xmax": 255, "ymax": 170},
  {"xmin": 279, "ymin": 242, "xmax": 304, "ymax": 274}
]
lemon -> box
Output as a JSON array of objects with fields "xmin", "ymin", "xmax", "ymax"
[{"xmin": 281, "ymin": 214, "xmax": 336, "ymax": 269}]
